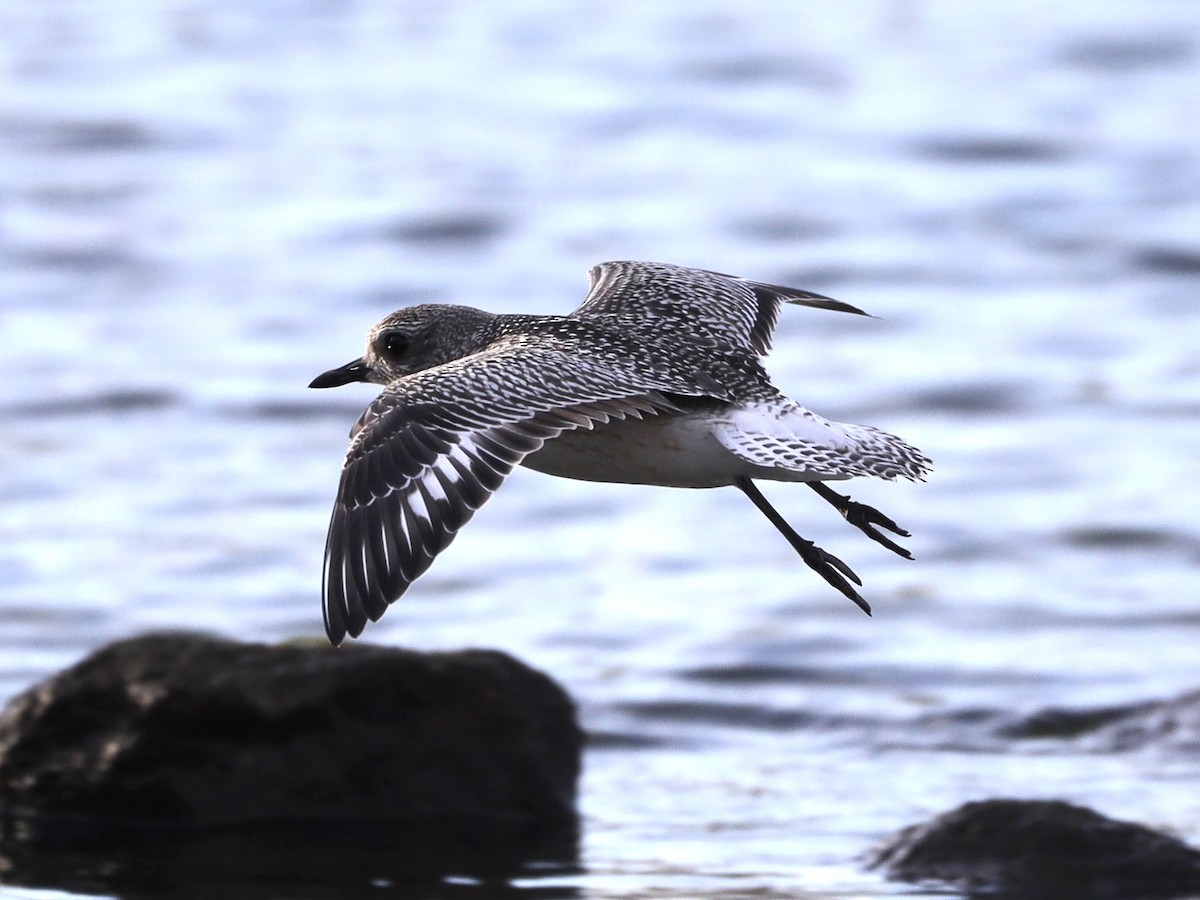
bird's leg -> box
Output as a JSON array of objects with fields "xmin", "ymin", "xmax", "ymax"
[
  {"xmin": 735, "ymin": 477, "xmax": 871, "ymax": 616},
  {"xmin": 807, "ymin": 481, "xmax": 914, "ymax": 560}
]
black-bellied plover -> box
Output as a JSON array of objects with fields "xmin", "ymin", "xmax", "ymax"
[{"xmin": 310, "ymin": 261, "xmax": 931, "ymax": 645}]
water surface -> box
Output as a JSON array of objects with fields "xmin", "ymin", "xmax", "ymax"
[{"xmin": 2, "ymin": 1, "xmax": 1200, "ymax": 897}]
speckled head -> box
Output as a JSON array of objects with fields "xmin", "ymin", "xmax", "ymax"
[{"xmin": 308, "ymin": 304, "xmax": 498, "ymax": 388}]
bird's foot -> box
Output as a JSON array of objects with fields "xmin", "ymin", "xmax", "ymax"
[
  {"xmin": 840, "ymin": 498, "xmax": 914, "ymax": 559},
  {"xmin": 737, "ymin": 477, "xmax": 874, "ymax": 616},
  {"xmin": 796, "ymin": 539, "xmax": 872, "ymax": 616},
  {"xmin": 808, "ymin": 482, "xmax": 913, "ymax": 559}
]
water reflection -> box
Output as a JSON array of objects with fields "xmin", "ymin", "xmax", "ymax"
[{"xmin": 0, "ymin": 820, "xmax": 581, "ymax": 900}]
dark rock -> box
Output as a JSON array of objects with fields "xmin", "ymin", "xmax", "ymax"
[
  {"xmin": 870, "ymin": 798, "xmax": 1200, "ymax": 898},
  {"xmin": 0, "ymin": 632, "xmax": 581, "ymax": 878}
]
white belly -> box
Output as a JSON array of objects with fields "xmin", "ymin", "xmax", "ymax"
[{"xmin": 521, "ymin": 413, "xmax": 809, "ymax": 488}]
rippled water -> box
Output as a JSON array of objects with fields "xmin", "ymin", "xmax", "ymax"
[{"xmin": 3, "ymin": 1, "xmax": 1200, "ymax": 897}]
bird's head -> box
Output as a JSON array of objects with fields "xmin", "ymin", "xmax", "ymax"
[{"xmin": 308, "ymin": 304, "xmax": 497, "ymax": 389}]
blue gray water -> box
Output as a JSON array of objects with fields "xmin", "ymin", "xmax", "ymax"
[{"xmin": 3, "ymin": 1, "xmax": 1200, "ymax": 896}]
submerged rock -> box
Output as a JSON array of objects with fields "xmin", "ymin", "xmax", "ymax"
[
  {"xmin": 870, "ymin": 798, "xmax": 1200, "ymax": 898},
  {"xmin": 0, "ymin": 632, "xmax": 581, "ymax": 869}
]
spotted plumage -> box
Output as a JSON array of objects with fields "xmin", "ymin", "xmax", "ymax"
[{"xmin": 310, "ymin": 260, "xmax": 931, "ymax": 645}]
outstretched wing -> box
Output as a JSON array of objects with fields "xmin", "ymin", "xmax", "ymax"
[
  {"xmin": 571, "ymin": 261, "xmax": 868, "ymax": 357},
  {"xmin": 320, "ymin": 342, "xmax": 689, "ymax": 645}
]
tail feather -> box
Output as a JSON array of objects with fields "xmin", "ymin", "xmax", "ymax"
[{"xmin": 718, "ymin": 403, "xmax": 931, "ymax": 483}]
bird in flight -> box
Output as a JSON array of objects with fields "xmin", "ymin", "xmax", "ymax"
[{"xmin": 310, "ymin": 261, "xmax": 931, "ymax": 645}]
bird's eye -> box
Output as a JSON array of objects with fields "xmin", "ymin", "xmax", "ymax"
[{"xmin": 381, "ymin": 332, "xmax": 409, "ymax": 357}]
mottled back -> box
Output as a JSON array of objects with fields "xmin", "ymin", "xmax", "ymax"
[{"xmin": 571, "ymin": 261, "xmax": 866, "ymax": 357}]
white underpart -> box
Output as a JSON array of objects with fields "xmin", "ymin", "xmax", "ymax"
[
  {"xmin": 524, "ymin": 398, "xmax": 925, "ymax": 487},
  {"xmin": 718, "ymin": 401, "xmax": 926, "ymax": 482},
  {"xmin": 717, "ymin": 402, "xmax": 858, "ymax": 478}
]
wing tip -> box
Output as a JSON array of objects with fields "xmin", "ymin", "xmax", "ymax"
[{"xmin": 768, "ymin": 285, "xmax": 872, "ymax": 318}]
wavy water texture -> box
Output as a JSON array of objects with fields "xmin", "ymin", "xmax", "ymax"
[{"xmin": 2, "ymin": 1, "xmax": 1200, "ymax": 897}]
